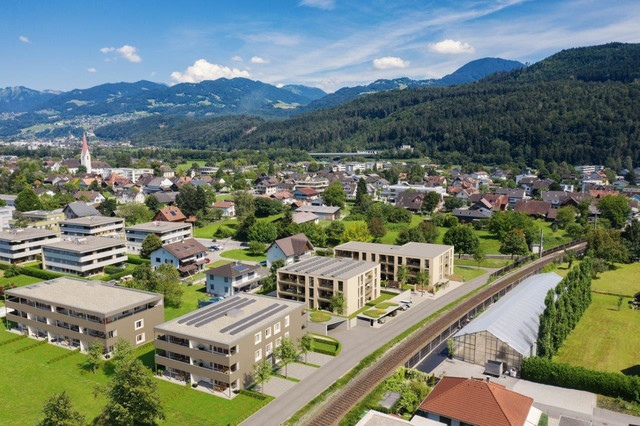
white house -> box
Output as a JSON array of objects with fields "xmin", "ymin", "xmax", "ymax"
[
  {"xmin": 212, "ymin": 201, "xmax": 235, "ymax": 217},
  {"xmin": 150, "ymin": 238, "xmax": 207, "ymax": 277},
  {"xmin": 266, "ymin": 233, "xmax": 314, "ymax": 267},
  {"xmin": 205, "ymin": 262, "xmax": 269, "ymax": 297}
]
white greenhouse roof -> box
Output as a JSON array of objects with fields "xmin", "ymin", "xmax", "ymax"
[{"xmin": 454, "ymin": 272, "xmax": 562, "ymax": 356}]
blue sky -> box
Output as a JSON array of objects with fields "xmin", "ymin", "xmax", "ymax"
[{"xmin": 2, "ymin": 0, "xmax": 640, "ymax": 92}]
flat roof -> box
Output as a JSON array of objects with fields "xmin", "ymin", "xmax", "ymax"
[
  {"xmin": 335, "ymin": 241, "xmax": 453, "ymax": 258},
  {"xmin": 43, "ymin": 236, "xmax": 125, "ymax": 253},
  {"xmin": 125, "ymin": 221, "xmax": 191, "ymax": 233},
  {"xmin": 0, "ymin": 228, "xmax": 60, "ymax": 241},
  {"xmin": 296, "ymin": 205, "xmax": 341, "ymax": 214},
  {"xmin": 60, "ymin": 216, "xmax": 124, "ymax": 226},
  {"xmin": 22, "ymin": 209, "xmax": 64, "ymax": 217},
  {"xmin": 6, "ymin": 277, "xmax": 162, "ymax": 316},
  {"xmin": 279, "ymin": 256, "xmax": 377, "ymax": 280},
  {"xmin": 155, "ymin": 294, "xmax": 303, "ymax": 344}
]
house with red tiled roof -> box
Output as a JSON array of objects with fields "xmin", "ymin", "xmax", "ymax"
[
  {"xmin": 416, "ymin": 377, "xmax": 541, "ymax": 426},
  {"xmin": 153, "ymin": 206, "xmax": 187, "ymax": 223},
  {"xmin": 293, "ymin": 186, "xmax": 319, "ymax": 201},
  {"xmin": 212, "ymin": 201, "xmax": 235, "ymax": 217}
]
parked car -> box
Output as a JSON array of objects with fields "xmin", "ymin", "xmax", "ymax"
[
  {"xmin": 259, "ymin": 260, "xmax": 267, "ymax": 267},
  {"xmin": 240, "ymin": 242, "xmax": 249, "ymax": 247},
  {"xmin": 205, "ymin": 258, "xmax": 211, "ymax": 264}
]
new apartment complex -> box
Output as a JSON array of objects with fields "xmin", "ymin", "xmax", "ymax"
[
  {"xmin": 125, "ymin": 221, "xmax": 192, "ymax": 254},
  {"xmin": 18, "ymin": 209, "xmax": 66, "ymax": 230},
  {"xmin": 5, "ymin": 277, "xmax": 163, "ymax": 353},
  {"xmin": 154, "ymin": 294, "xmax": 305, "ymax": 397},
  {"xmin": 0, "ymin": 228, "xmax": 61, "ymax": 264},
  {"xmin": 60, "ymin": 216, "xmax": 126, "ymax": 238},
  {"xmin": 42, "ymin": 236, "xmax": 127, "ymax": 277},
  {"xmin": 334, "ymin": 241, "xmax": 454, "ymax": 286},
  {"xmin": 277, "ymin": 256, "xmax": 380, "ymax": 316}
]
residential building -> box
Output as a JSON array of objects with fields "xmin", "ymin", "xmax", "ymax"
[
  {"xmin": 151, "ymin": 239, "xmax": 207, "ymax": 277},
  {"xmin": 514, "ymin": 200, "xmax": 555, "ymax": 220},
  {"xmin": 291, "ymin": 211, "xmax": 319, "ymax": 225},
  {"xmin": 153, "ymin": 206, "xmax": 187, "ymax": 223},
  {"xmin": 42, "ymin": 236, "xmax": 127, "ymax": 277},
  {"xmin": 0, "ymin": 228, "xmax": 61, "ymax": 264},
  {"xmin": 19, "ymin": 209, "xmax": 65, "ymax": 230},
  {"xmin": 266, "ymin": 233, "xmax": 314, "ymax": 267},
  {"xmin": 494, "ymin": 188, "xmax": 528, "ymax": 206},
  {"xmin": 382, "ymin": 183, "xmax": 446, "ymax": 203},
  {"xmin": 212, "ymin": 201, "xmax": 235, "ymax": 218},
  {"xmin": 451, "ymin": 273, "xmax": 562, "ymax": 371},
  {"xmin": 0, "ymin": 205, "xmax": 15, "ymax": 229},
  {"xmin": 293, "ymin": 205, "xmax": 341, "ymax": 221},
  {"xmin": 334, "ymin": 241, "xmax": 454, "ymax": 286},
  {"xmin": 396, "ymin": 192, "xmax": 425, "ymax": 213},
  {"xmin": 206, "ymin": 262, "xmax": 269, "ymax": 297},
  {"xmin": 63, "ymin": 202, "xmax": 100, "ymax": 219},
  {"xmin": 115, "ymin": 188, "xmax": 146, "ymax": 204},
  {"xmin": 277, "ymin": 256, "xmax": 380, "ymax": 316},
  {"xmin": 74, "ymin": 190, "xmax": 105, "ymax": 205},
  {"xmin": 125, "ymin": 221, "xmax": 192, "ymax": 254},
  {"xmin": 416, "ymin": 377, "xmax": 540, "ymax": 426},
  {"xmin": 103, "ymin": 167, "xmax": 154, "ymax": 182},
  {"xmin": 355, "ymin": 410, "xmax": 444, "ymax": 426},
  {"xmin": 60, "ymin": 216, "xmax": 125, "ymax": 238},
  {"xmin": 293, "ymin": 187, "xmax": 319, "ymax": 202},
  {"xmin": 153, "ymin": 294, "xmax": 305, "ymax": 397},
  {"xmin": 5, "ymin": 277, "xmax": 163, "ymax": 354},
  {"xmin": 0, "ymin": 194, "xmax": 17, "ymax": 207}
]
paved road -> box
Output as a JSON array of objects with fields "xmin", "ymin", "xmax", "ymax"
[
  {"xmin": 193, "ymin": 237, "xmax": 246, "ymax": 265},
  {"xmin": 241, "ymin": 269, "xmax": 496, "ymax": 426}
]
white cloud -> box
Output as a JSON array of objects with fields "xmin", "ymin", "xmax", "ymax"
[
  {"xmin": 100, "ymin": 45, "xmax": 142, "ymax": 62},
  {"xmin": 276, "ymin": 83, "xmax": 284, "ymax": 88},
  {"xmin": 251, "ymin": 56, "xmax": 269, "ymax": 64},
  {"xmin": 232, "ymin": 55, "xmax": 243, "ymax": 62},
  {"xmin": 170, "ymin": 59, "xmax": 252, "ymax": 83},
  {"xmin": 19, "ymin": 35, "xmax": 31, "ymax": 44},
  {"xmin": 372, "ymin": 56, "xmax": 410, "ymax": 69},
  {"xmin": 299, "ymin": 0, "xmax": 335, "ymax": 10},
  {"xmin": 87, "ymin": 68, "xmax": 97, "ymax": 73},
  {"xmin": 428, "ymin": 39, "xmax": 475, "ymax": 55}
]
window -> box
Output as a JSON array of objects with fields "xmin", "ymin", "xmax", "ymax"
[
  {"xmin": 155, "ymin": 257, "xmax": 161, "ymax": 263},
  {"xmin": 275, "ymin": 337, "xmax": 282, "ymax": 347},
  {"xmin": 136, "ymin": 333, "xmax": 145, "ymax": 344},
  {"xmin": 254, "ymin": 332, "xmax": 262, "ymax": 345},
  {"xmin": 265, "ymin": 327, "xmax": 271, "ymax": 338},
  {"xmin": 265, "ymin": 342, "xmax": 273, "ymax": 356},
  {"xmin": 254, "ymin": 349, "xmax": 262, "ymax": 362},
  {"xmin": 284, "ymin": 315, "xmax": 290, "ymax": 327},
  {"xmin": 284, "ymin": 331, "xmax": 289, "ymax": 339},
  {"xmin": 135, "ymin": 319, "xmax": 144, "ymax": 330},
  {"xmin": 224, "ymin": 277, "xmax": 229, "ymax": 283},
  {"xmin": 274, "ymin": 322, "xmax": 281, "ymax": 334}
]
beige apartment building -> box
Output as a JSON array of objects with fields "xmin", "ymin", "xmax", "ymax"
[
  {"xmin": 154, "ymin": 294, "xmax": 305, "ymax": 398},
  {"xmin": 277, "ymin": 256, "xmax": 380, "ymax": 316},
  {"xmin": 17, "ymin": 209, "xmax": 66, "ymax": 230},
  {"xmin": 42, "ymin": 236, "xmax": 128, "ymax": 277},
  {"xmin": 0, "ymin": 228, "xmax": 61, "ymax": 264},
  {"xmin": 334, "ymin": 241, "xmax": 454, "ymax": 286},
  {"xmin": 60, "ymin": 216, "xmax": 125, "ymax": 238},
  {"xmin": 4, "ymin": 277, "xmax": 163, "ymax": 353}
]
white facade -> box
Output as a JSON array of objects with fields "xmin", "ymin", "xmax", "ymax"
[
  {"xmin": 0, "ymin": 229, "xmax": 61, "ymax": 264},
  {"xmin": 0, "ymin": 206, "xmax": 15, "ymax": 229},
  {"xmin": 125, "ymin": 222, "xmax": 192, "ymax": 254}
]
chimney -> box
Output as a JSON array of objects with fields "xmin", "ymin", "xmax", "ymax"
[{"xmin": 486, "ymin": 377, "xmax": 490, "ymax": 383}]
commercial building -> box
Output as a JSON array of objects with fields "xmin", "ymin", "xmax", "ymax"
[
  {"xmin": 154, "ymin": 294, "xmax": 305, "ymax": 397},
  {"xmin": 60, "ymin": 216, "xmax": 125, "ymax": 238},
  {"xmin": 277, "ymin": 256, "xmax": 380, "ymax": 316},
  {"xmin": 4, "ymin": 277, "xmax": 163, "ymax": 353},
  {"xmin": 334, "ymin": 241, "xmax": 454, "ymax": 286},
  {"xmin": 151, "ymin": 239, "xmax": 207, "ymax": 277},
  {"xmin": 0, "ymin": 228, "xmax": 61, "ymax": 264},
  {"xmin": 451, "ymin": 273, "xmax": 562, "ymax": 371},
  {"xmin": 18, "ymin": 209, "xmax": 65, "ymax": 230},
  {"xmin": 42, "ymin": 236, "xmax": 127, "ymax": 277},
  {"xmin": 206, "ymin": 262, "xmax": 269, "ymax": 297},
  {"xmin": 125, "ymin": 221, "xmax": 192, "ymax": 254}
]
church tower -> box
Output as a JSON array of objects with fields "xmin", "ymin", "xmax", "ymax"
[{"xmin": 80, "ymin": 133, "xmax": 92, "ymax": 174}]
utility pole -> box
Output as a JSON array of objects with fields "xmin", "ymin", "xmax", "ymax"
[{"xmin": 539, "ymin": 228, "xmax": 543, "ymax": 259}]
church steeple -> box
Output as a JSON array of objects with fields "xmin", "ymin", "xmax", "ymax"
[{"xmin": 80, "ymin": 133, "xmax": 92, "ymax": 174}]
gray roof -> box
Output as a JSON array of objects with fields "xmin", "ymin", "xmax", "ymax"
[
  {"xmin": 63, "ymin": 202, "xmax": 100, "ymax": 217},
  {"xmin": 43, "ymin": 236, "xmax": 125, "ymax": 253},
  {"xmin": 6, "ymin": 277, "xmax": 161, "ymax": 316},
  {"xmin": 279, "ymin": 256, "xmax": 377, "ymax": 280},
  {"xmin": 0, "ymin": 228, "xmax": 59, "ymax": 241},
  {"xmin": 335, "ymin": 241, "xmax": 452, "ymax": 259},
  {"xmin": 453, "ymin": 272, "xmax": 562, "ymax": 356},
  {"xmin": 296, "ymin": 205, "xmax": 341, "ymax": 214},
  {"xmin": 155, "ymin": 293, "xmax": 303, "ymax": 344},
  {"xmin": 60, "ymin": 215, "xmax": 124, "ymax": 226},
  {"xmin": 125, "ymin": 221, "xmax": 191, "ymax": 233}
]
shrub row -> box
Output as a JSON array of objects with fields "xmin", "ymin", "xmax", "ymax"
[
  {"xmin": 0, "ymin": 335, "xmax": 26, "ymax": 346},
  {"xmin": 15, "ymin": 339, "xmax": 48, "ymax": 353},
  {"xmin": 521, "ymin": 357, "xmax": 640, "ymax": 403},
  {"xmin": 19, "ymin": 266, "xmax": 66, "ymax": 280},
  {"xmin": 47, "ymin": 348, "xmax": 81, "ymax": 364},
  {"xmin": 127, "ymin": 255, "xmax": 151, "ymax": 265},
  {"xmin": 238, "ymin": 389, "xmax": 270, "ymax": 401}
]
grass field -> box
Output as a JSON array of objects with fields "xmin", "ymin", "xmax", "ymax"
[
  {"xmin": 220, "ymin": 249, "xmax": 266, "ymax": 262},
  {"xmin": 0, "ymin": 273, "xmax": 43, "ymax": 306},
  {"xmin": 348, "ymin": 291, "xmax": 396, "ymax": 319},
  {"xmin": 553, "ymin": 263, "xmax": 640, "ymax": 375},
  {"xmin": 453, "ymin": 266, "xmax": 487, "ymax": 282},
  {"xmin": 176, "ymin": 160, "xmax": 207, "ymax": 170},
  {"xmin": 310, "ymin": 312, "xmax": 332, "ymax": 322},
  {"xmin": 194, "ymin": 218, "xmax": 237, "ymax": 239},
  {"xmin": 454, "ymin": 258, "xmax": 513, "ymax": 268},
  {"xmin": 164, "ymin": 283, "xmax": 208, "ymax": 321},
  {"xmin": 0, "ymin": 323, "xmax": 268, "ymax": 425}
]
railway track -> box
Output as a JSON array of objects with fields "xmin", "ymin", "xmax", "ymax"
[{"xmin": 305, "ymin": 241, "xmax": 587, "ymax": 426}]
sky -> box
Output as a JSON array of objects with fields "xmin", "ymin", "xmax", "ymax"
[{"xmin": 2, "ymin": 0, "xmax": 640, "ymax": 93}]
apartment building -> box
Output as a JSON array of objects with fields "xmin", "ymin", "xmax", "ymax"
[
  {"xmin": 0, "ymin": 228, "xmax": 61, "ymax": 264},
  {"xmin": 18, "ymin": 209, "xmax": 65, "ymax": 230},
  {"xmin": 154, "ymin": 294, "xmax": 305, "ymax": 398},
  {"xmin": 334, "ymin": 241, "xmax": 454, "ymax": 286},
  {"xmin": 0, "ymin": 206, "xmax": 15, "ymax": 229},
  {"xmin": 42, "ymin": 236, "xmax": 127, "ymax": 277},
  {"xmin": 206, "ymin": 262, "xmax": 269, "ymax": 297},
  {"xmin": 4, "ymin": 277, "xmax": 163, "ymax": 353},
  {"xmin": 277, "ymin": 256, "xmax": 380, "ymax": 316},
  {"xmin": 124, "ymin": 221, "xmax": 192, "ymax": 254},
  {"xmin": 60, "ymin": 216, "xmax": 125, "ymax": 238}
]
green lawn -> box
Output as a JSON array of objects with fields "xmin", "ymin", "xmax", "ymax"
[
  {"xmin": 454, "ymin": 258, "xmax": 513, "ymax": 268},
  {"xmin": 310, "ymin": 311, "xmax": 332, "ymax": 322},
  {"xmin": 0, "ymin": 323, "xmax": 269, "ymax": 425},
  {"xmin": 453, "ymin": 266, "xmax": 487, "ymax": 282},
  {"xmin": 220, "ymin": 249, "xmax": 266, "ymax": 262},
  {"xmin": 591, "ymin": 263, "xmax": 640, "ymax": 297},
  {"xmin": 176, "ymin": 160, "xmax": 207, "ymax": 170},
  {"xmin": 348, "ymin": 291, "xmax": 396, "ymax": 319},
  {"xmin": 164, "ymin": 283, "xmax": 208, "ymax": 321},
  {"xmin": 0, "ymin": 273, "xmax": 43, "ymax": 306},
  {"xmin": 194, "ymin": 218, "xmax": 237, "ymax": 239}
]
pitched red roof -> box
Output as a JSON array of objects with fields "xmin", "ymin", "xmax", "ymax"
[
  {"xmin": 154, "ymin": 206, "xmax": 186, "ymax": 222},
  {"xmin": 514, "ymin": 200, "xmax": 552, "ymax": 217},
  {"xmin": 419, "ymin": 377, "xmax": 533, "ymax": 426},
  {"xmin": 213, "ymin": 201, "xmax": 234, "ymax": 209},
  {"xmin": 295, "ymin": 187, "xmax": 318, "ymax": 196}
]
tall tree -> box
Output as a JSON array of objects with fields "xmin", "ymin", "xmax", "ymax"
[
  {"xmin": 140, "ymin": 233, "xmax": 163, "ymax": 259},
  {"xmin": 367, "ymin": 217, "xmax": 387, "ymax": 241},
  {"xmin": 499, "ymin": 228, "xmax": 529, "ymax": 258},
  {"xmin": 38, "ymin": 391, "xmax": 85, "ymax": 426},
  {"xmin": 145, "ymin": 195, "xmax": 160, "ymax": 213},
  {"xmin": 298, "ymin": 334, "xmax": 313, "ymax": 363},
  {"xmin": 274, "ymin": 338, "xmax": 297, "ymax": 378},
  {"xmin": 473, "ymin": 246, "xmax": 486, "ymax": 269},
  {"xmin": 421, "ymin": 191, "xmax": 441, "ymax": 215},
  {"xmin": 443, "ymin": 225, "xmax": 480, "ymax": 258},
  {"xmin": 597, "ymin": 195, "xmax": 631, "ymax": 229},
  {"xmin": 622, "ymin": 220, "xmax": 640, "ymax": 260},
  {"xmin": 354, "ymin": 177, "xmax": 368, "ymax": 208},
  {"xmin": 116, "ymin": 203, "xmax": 152, "ymax": 225},
  {"xmin": 15, "ymin": 188, "xmax": 42, "ymax": 212},
  {"xmin": 252, "ymin": 359, "xmax": 273, "ymax": 394},
  {"xmin": 98, "ymin": 198, "xmax": 117, "ymax": 216},
  {"xmin": 322, "ymin": 181, "xmax": 346, "ymax": 208},
  {"xmin": 85, "ymin": 340, "xmax": 104, "ymax": 374},
  {"xmin": 176, "ymin": 182, "xmax": 199, "ymax": 217}
]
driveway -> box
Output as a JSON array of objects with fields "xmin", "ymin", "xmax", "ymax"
[{"xmin": 193, "ymin": 237, "xmax": 244, "ymax": 265}]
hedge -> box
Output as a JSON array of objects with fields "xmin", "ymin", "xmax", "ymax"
[
  {"xmin": 127, "ymin": 255, "xmax": 151, "ymax": 265},
  {"xmin": 238, "ymin": 389, "xmax": 270, "ymax": 401},
  {"xmin": 47, "ymin": 348, "xmax": 81, "ymax": 364},
  {"xmin": 0, "ymin": 263, "xmax": 65, "ymax": 280},
  {"xmin": 521, "ymin": 357, "xmax": 640, "ymax": 403}
]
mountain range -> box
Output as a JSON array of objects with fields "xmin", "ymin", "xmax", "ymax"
[{"xmin": 0, "ymin": 57, "xmax": 524, "ymax": 137}]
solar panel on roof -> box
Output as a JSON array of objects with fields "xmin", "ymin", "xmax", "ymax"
[
  {"xmin": 233, "ymin": 264, "xmax": 248, "ymax": 272},
  {"xmin": 177, "ymin": 296, "xmax": 240, "ymax": 324},
  {"xmin": 228, "ymin": 304, "xmax": 289, "ymax": 335},
  {"xmin": 186, "ymin": 298, "xmax": 253, "ymax": 327},
  {"xmin": 192, "ymin": 299, "xmax": 257, "ymax": 327},
  {"xmin": 219, "ymin": 303, "xmax": 280, "ymax": 333}
]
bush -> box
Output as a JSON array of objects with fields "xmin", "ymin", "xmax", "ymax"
[
  {"xmin": 4, "ymin": 264, "xmax": 21, "ymax": 278},
  {"xmin": 521, "ymin": 357, "xmax": 640, "ymax": 403},
  {"xmin": 238, "ymin": 389, "xmax": 270, "ymax": 401},
  {"xmin": 20, "ymin": 267, "xmax": 65, "ymax": 280},
  {"xmin": 105, "ymin": 265, "xmax": 125, "ymax": 274},
  {"xmin": 126, "ymin": 255, "xmax": 151, "ymax": 265}
]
